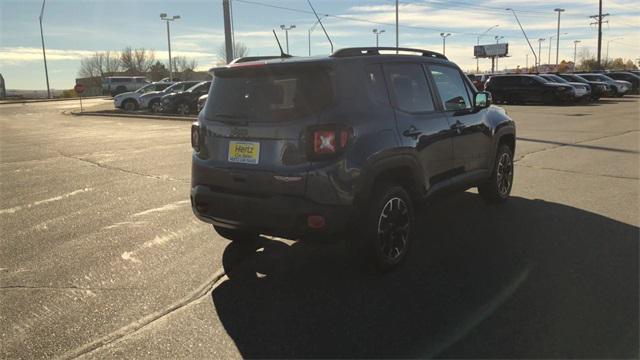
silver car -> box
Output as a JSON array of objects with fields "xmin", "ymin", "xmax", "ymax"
[
  {"xmin": 139, "ymin": 81, "xmax": 200, "ymax": 112},
  {"xmin": 113, "ymin": 82, "xmax": 172, "ymax": 111}
]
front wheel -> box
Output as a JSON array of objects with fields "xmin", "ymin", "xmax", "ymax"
[
  {"xmin": 357, "ymin": 183, "xmax": 414, "ymax": 272},
  {"xmin": 478, "ymin": 144, "xmax": 514, "ymax": 204},
  {"xmin": 149, "ymin": 100, "xmax": 162, "ymax": 113},
  {"xmin": 122, "ymin": 99, "xmax": 138, "ymax": 112}
]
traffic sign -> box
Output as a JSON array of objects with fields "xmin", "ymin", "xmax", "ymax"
[{"xmin": 74, "ymin": 83, "xmax": 85, "ymax": 94}]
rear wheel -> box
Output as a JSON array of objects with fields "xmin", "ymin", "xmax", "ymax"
[
  {"xmin": 478, "ymin": 144, "xmax": 514, "ymax": 204},
  {"xmin": 177, "ymin": 102, "xmax": 191, "ymax": 115},
  {"xmin": 214, "ymin": 225, "xmax": 258, "ymax": 243},
  {"xmin": 122, "ymin": 99, "xmax": 138, "ymax": 112},
  {"xmin": 355, "ymin": 183, "xmax": 414, "ymax": 272}
]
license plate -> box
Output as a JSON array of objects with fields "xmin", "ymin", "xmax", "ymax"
[{"xmin": 228, "ymin": 141, "xmax": 260, "ymax": 164}]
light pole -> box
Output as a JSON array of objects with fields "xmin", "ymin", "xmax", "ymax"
[
  {"xmin": 573, "ymin": 40, "xmax": 581, "ymax": 72},
  {"xmin": 280, "ymin": 24, "xmax": 296, "ymax": 53},
  {"xmin": 39, "ymin": 0, "xmax": 50, "ymax": 99},
  {"xmin": 308, "ymin": 16, "xmax": 327, "ymax": 56},
  {"xmin": 554, "ymin": 8, "xmax": 565, "ymax": 66},
  {"xmin": 160, "ymin": 13, "xmax": 180, "ymax": 82},
  {"xmin": 606, "ymin": 38, "xmax": 624, "ymax": 63},
  {"xmin": 440, "ymin": 32, "xmax": 451, "ymax": 56},
  {"xmin": 526, "ymin": 53, "xmax": 529, "ymax": 71},
  {"xmin": 537, "ymin": 38, "xmax": 546, "ymax": 67},
  {"xmin": 494, "ymin": 35, "xmax": 504, "ymax": 72},
  {"xmin": 373, "ymin": 29, "xmax": 386, "ymax": 47},
  {"xmin": 548, "ymin": 32, "xmax": 568, "ymax": 65},
  {"xmin": 506, "ymin": 8, "xmax": 538, "ymax": 73},
  {"xmin": 477, "ymin": 24, "xmax": 499, "ymax": 72}
]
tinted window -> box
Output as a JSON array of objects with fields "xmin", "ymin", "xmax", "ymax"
[
  {"xmin": 365, "ymin": 64, "xmax": 390, "ymax": 105},
  {"xmin": 385, "ymin": 63, "xmax": 435, "ymax": 113},
  {"xmin": 429, "ymin": 65, "xmax": 471, "ymax": 111},
  {"xmin": 205, "ymin": 66, "xmax": 333, "ymax": 122}
]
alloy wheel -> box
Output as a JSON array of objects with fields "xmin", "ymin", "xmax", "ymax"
[
  {"xmin": 496, "ymin": 152, "xmax": 513, "ymax": 196},
  {"xmin": 377, "ymin": 197, "xmax": 410, "ymax": 261}
]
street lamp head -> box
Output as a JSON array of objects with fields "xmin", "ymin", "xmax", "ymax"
[
  {"xmin": 160, "ymin": 13, "xmax": 167, "ymax": 19},
  {"xmin": 173, "ymin": 15, "xmax": 180, "ymax": 20},
  {"xmin": 373, "ymin": 28, "xmax": 377, "ymax": 33},
  {"xmin": 280, "ymin": 25, "xmax": 286, "ymax": 29},
  {"xmin": 538, "ymin": 38, "xmax": 546, "ymax": 42},
  {"xmin": 291, "ymin": 25, "xmax": 296, "ymax": 29},
  {"xmin": 380, "ymin": 29, "xmax": 386, "ymax": 34},
  {"xmin": 554, "ymin": 8, "xmax": 565, "ymax": 12}
]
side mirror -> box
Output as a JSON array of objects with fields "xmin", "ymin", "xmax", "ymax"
[{"xmin": 475, "ymin": 91, "xmax": 492, "ymax": 108}]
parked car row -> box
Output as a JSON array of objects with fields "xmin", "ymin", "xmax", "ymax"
[
  {"xmin": 114, "ymin": 80, "xmax": 212, "ymax": 115},
  {"xmin": 467, "ymin": 71, "xmax": 638, "ymax": 105}
]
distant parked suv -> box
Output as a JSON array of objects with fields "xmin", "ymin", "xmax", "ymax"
[
  {"xmin": 138, "ymin": 81, "xmax": 200, "ymax": 112},
  {"xmin": 606, "ymin": 72, "xmax": 640, "ymax": 94},
  {"xmin": 113, "ymin": 82, "xmax": 172, "ymax": 111},
  {"xmin": 485, "ymin": 74, "xmax": 575, "ymax": 105},
  {"xmin": 102, "ymin": 76, "xmax": 150, "ymax": 96},
  {"xmin": 191, "ymin": 47, "xmax": 516, "ymax": 270},
  {"xmin": 579, "ymin": 73, "xmax": 630, "ymax": 97},
  {"xmin": 161, "ymin": 81, "xmax": 211, "ymax": 115}
]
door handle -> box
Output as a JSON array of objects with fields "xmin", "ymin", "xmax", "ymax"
[
  {"xmin": 451, "ymin": 120, "xmax": 465, "ymax": 134},
  {"xmin": 402, "ymin": 125, "xmax": 421, "ymax": 138}
]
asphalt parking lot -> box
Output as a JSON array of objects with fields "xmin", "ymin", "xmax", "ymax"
[{"xmin": 1, "ymin": 97, "xmax": 638, "ymax": 359}]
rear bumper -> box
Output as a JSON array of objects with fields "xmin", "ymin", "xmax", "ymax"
[{"xmin": 190, "ymin": 185, "xmax": 352, "ymax": 238}]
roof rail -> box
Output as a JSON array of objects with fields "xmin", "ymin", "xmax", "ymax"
[
  {"xmin": 331, "ymin": 47, "xmax": 448, "ymax": 60},
  {"xmin": 230, "ymin": 56, "xmax": 282, "ymax": 64}
]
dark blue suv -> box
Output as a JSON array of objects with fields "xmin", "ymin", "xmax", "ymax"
[{"xmin": 191, "ymin": 47, "xmax": 516, "ymax": 271}]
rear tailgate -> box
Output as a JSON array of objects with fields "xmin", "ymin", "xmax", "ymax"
[{"xmin": 196, "ymin": 62, "xmax": 334, "ymax": 197}]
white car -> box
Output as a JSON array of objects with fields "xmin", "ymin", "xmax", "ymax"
[{"xmin": 113, "ymin": 82, "xmax": 173, "ymax": 111}]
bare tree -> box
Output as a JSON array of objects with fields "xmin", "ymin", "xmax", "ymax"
[
  {"xmin": 78, "ymin": 51, "xmax": 121, "ymax": 85},
  {"xmin": 120, "ymin": 47, "xmax": 155, "ymax": 75},
  {"xmin": 216, "ymin": 41, "xmax": 250, "ymax": 64},
  {"xmin": 172, "ymin": 56, "xmax": 198, "ymax": 72}
]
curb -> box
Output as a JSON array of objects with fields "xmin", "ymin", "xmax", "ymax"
[
  {"xmin": 70, "ymin": 110, "xmax": 196, "ymax": 122},
  {"xmin": 0, "ymin": 96, "xmax": 111, "ymax": 105}
]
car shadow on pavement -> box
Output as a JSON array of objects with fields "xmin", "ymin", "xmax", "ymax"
[{"xmin": 210, "ymin": 192, "xmax": 639, "ymax": 359}]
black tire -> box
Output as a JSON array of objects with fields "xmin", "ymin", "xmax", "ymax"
[
  {"xmin": 213, "ymin": 225, "xmax": 258, "ymax": 243},
  {"xmin": 355, "ymin": 183, "xmax": 415, "ymax": 272},
  {"xmin": 149, "ymin": 99, "xmax": 162, "ymax": 113},
  {"xmin": 176, "ymin": 102, "xmax": 191, "ymax": 115},
  {"xmin": 122, "ymin": 99, "xmax": 138, "ymax": 112},
  {"xmin": 478, "ymin": 144, "xmax": 514, "ymax": 204}
]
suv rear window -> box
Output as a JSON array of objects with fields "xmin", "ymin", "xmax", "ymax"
[{"xmin": 205, "ymin": 66, "xmax": 333, "ymax": 122}]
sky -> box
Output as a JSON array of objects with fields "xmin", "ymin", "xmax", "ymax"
[{"xmin": 1, "ymin": 0, "xmax": 638, "ymax": 90}]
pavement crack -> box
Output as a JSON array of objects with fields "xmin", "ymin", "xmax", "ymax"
[
  {"xmin": 516, "ymin": 164, "xmax": 639, "ymax": 180},
  {"xmin": 0, "ymin": 285, "xmax": 141, "ymax": 291},
  {"xmin": 515, "ymin": 130, "xmax": 639, "ymax": 162},
  {"xmin": 64, "ymin": 269, "xmax": 226, "ymax": 360},
  {"xmin": 56, "ymin": 151, "xmax": 188, "ymax": 183}
]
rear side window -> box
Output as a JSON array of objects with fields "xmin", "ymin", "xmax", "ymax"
[
  {"xmin": 429, "ymin": 65, "xmax": 471, "ymax": 111},
  {"xmin": 385, "ymin": 63, "xmax": 434, "ymax": 113},
  {"xmin": 205, "ymin": 66, "xmax": 333, "ymax": 122},
  {"xmin": 365, "ymin": 64, "xmax": 390, "ymax": 105}
]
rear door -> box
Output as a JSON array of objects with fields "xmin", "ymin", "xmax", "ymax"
[
  {"xmin": 198, "ymin": 65, "xmax": 333, "ymax": 197},
  {"xmin": 383, "ymin": 62, "xmax": 454, "ymax": 187},
  {"xmin": 427, "ymin": 64, "xmax": 491, "ymax": 174}
]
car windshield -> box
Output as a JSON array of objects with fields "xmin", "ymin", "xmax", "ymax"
[
  {"xmin": 564, "ymin": 75, "xmax": 589, "ymax": 84},
  {"xmin": 532, "ymin": 75, "xmax": 549, "ymax": 83},
  {"xmin": 186, "ymin": 82, "xmax": 207, "ymax": 92},
  {"xmin": 546, "ymin": 75, "xmax": 569, "ymax": 83},
  {"xmin": 205, "ymin": 65, "xmax": 333, "ymax": 122}
]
